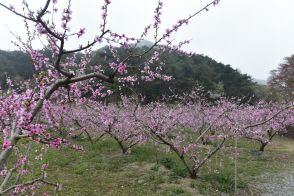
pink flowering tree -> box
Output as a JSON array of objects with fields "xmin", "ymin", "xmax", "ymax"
[
  {"xmin": 240, "ymin": 101, "xmax": 294, "ymax": 151},
  {"xmin": 0, "ymin": 0, "xmax": 222, "ymax": 194},
  {"xmin": 58, "ymin": 95, "xmax": 147, "ymax": 154},
  {"xmin": 137, "ymin": 90, "xmax": 241, "ymax": 179},
  {"xmin": 137, "ymin": 90, "xmax": 294, "ymax": 178}
]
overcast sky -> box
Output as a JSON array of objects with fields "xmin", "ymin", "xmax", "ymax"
[{"xmin": 0, "ymin": 0, "xmax": 294, "ymax": 80}]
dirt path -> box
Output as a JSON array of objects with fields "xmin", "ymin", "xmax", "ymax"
[
  {"xmin": 248, "ymin": 138, "xmax": 294, "ymax": 196},
  {"xmin": 248, "ymin": 166, "xmax": 294, "ymax": 196}
]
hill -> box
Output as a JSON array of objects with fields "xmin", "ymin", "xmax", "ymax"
[{"xmin": 0, "ymin": 46, "xmax": 262, "ymax": 102}]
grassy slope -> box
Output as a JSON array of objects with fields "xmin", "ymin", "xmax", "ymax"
[{"xmin": 8, "ymin": 136, "xmax": 294, "ymax": 196}]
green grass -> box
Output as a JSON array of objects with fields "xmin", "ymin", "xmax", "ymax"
[{"xmin": 3, "ymin": 136, "xmax": 294, "ymax": 195}]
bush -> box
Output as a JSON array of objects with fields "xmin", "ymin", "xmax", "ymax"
[
  {"xmin": 203, "ymin": 170, "xmax": 248, "ymax": 192},
  {"xmin": 160, "ymin": 156, "xmax": 188, "ymax": 177},
  {"xmin": 160, "ymin": 156, "xmax": 177, "ymax": 169},
  {"xmin": 171, "ymin": 165, "xmax": 188, "ymax": 177}
]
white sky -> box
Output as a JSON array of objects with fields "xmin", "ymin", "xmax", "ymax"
[{"xmin": 0, "ymin": 0, "xmax": 294, "ymax": 80}]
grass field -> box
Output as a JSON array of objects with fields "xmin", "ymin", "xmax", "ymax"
[{"xmin": 7, "ymin": 136, "xmax": 294, "ymax": 195}]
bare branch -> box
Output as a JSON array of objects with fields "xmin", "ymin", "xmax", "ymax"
[{"xmin": 0, "ymin": 3, "xmax": 37, "ymax": 22}]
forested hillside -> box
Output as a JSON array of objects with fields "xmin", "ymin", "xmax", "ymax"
[
  {"xmin": 0, "ymin": 50, "xmax": 32, "ymax": 87},
  {"xmin": 0, "ymin": 46, "xmax": 263, "ymax": 102}
]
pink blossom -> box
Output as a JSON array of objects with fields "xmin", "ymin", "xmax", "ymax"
[
  {"xmin": 31, "ymin": 129, "xmax": 39, "ymax": 135},
  {"xmin": 62, "ymin": 14, "xmax": 72, "ymax": 22},
  {"xmin": 61, "ymin": 22, "xmax": 67, "ymax": 30},
  {"xmin": 101, "ymin": 13, "xmax": 107, "ymax": 20},
  {"xmin": 45, "ymin": 133, "xmax": 51, "ymax": 139},
  {"xmin": 107, "ymin": 90, "xmax": 113, "ymax": 95},
  {"xmin": 63, "ymin": 8, "xmax": 72, "ymax": 15},
  {"xmin": 95, "ymin": 36, "xmax": 103, "ymax": 43},
  {"xmin": 77, "ymin": 28, "xmax": 85, "ymax": 38},
  {"xmin": 0, "ymin": 169, "xmax": 7, "ymax": 176},
  {"xmin": 104, "ymin": 0, "xmax": 111, "ymax": 4},
  {"xmin": 9, "ymin": 4, "xmax": 15, "ymax": 11},
  {"xmin": 172, "ymin": 25, "xmax": 178, "ymax": 32},
  {"xmin": 54, "ymin": 184, "xmax": 62, "ymax": 191},
  {"xmin": 67, "ymin": 133, "xmax": 74, "ymax": 137},
  {"xmin": 29, "ymin": 185, "xmax": 36, "ymax": 190},
  {"xmin": 109, "ymin": 62, "xmax": 116, "ymax": 69},
  {"xmin": 2, "ymin": 140, "xmax": 11, "ymax": 151},
  {"xmin": 27, "ymin": 12, "xmax": 34, "ymax": 18},
  {"xmin": 6, "ymin": 78, "xmax": 13, "ymax": 86}
]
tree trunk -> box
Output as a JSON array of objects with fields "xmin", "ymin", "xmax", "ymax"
[
  {"xmin": 190, "ymin": 170, "xmax": 197, "ymax": 179},
  {"xmin": 259, "ymin": 142, "xmax": 268, "ymax": 152}
]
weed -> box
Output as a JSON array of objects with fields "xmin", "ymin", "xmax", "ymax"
[
  {"xmin": 199, "ymin": 183, "xmax": 208, "ymax": 194},
  {"xmin": 160, "ymin": 156, "xmax": 177, "ymax": 169},
  {"xmin": 149, "ymin": 174, "xmax": 156, "ymax": 181},
  {"xmin": 156, "ymin": 175, "xmax": 165, "ymax": 184},
  {"xmin": 172, "ymin": 186, "xmax": 185, "ymax": 194},
  {"xmin": 205, "ymin": 139, "xmax": 213, "ymax": 145},
  {"xmin": 174, "ymin": 179, "xmax": 181, "ymax": 184},
  {"xmin": 167, "ymin": 177, "xmax": 173, "ymax": 184},
  {"xmin": 171, "ymin": 165, "xmax": 188, "ymax": 177},
  {"xmin": 150, "ymin": 164, "xmax": 160, "ymax": 171},
  {"xmin": 160, "ymin": 156, "xmax": 188, "ymax": 177},
  {"xmin": 203, "ymin": 170, "xmax": 248, "ymax": 192},
  {"xmin": 212, "ymin": 142, "xmax": 218, "ymax": 147},
  {"xmin": 217, "ymin": 171, "xmax": 230, "ymax": 184}
]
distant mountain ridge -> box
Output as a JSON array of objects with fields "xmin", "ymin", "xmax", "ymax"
[
  {"xmin": 253, "ymin": 78, "xmax": 267, "ymax": 85},
  {"xmin": 136, "ymin": 40, "xmax": 154, "ymax": 47}
]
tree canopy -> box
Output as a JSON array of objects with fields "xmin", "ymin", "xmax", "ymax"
[{"xmin": 268, "ymin": 54, "xmax": 294, "ymax": 100}]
